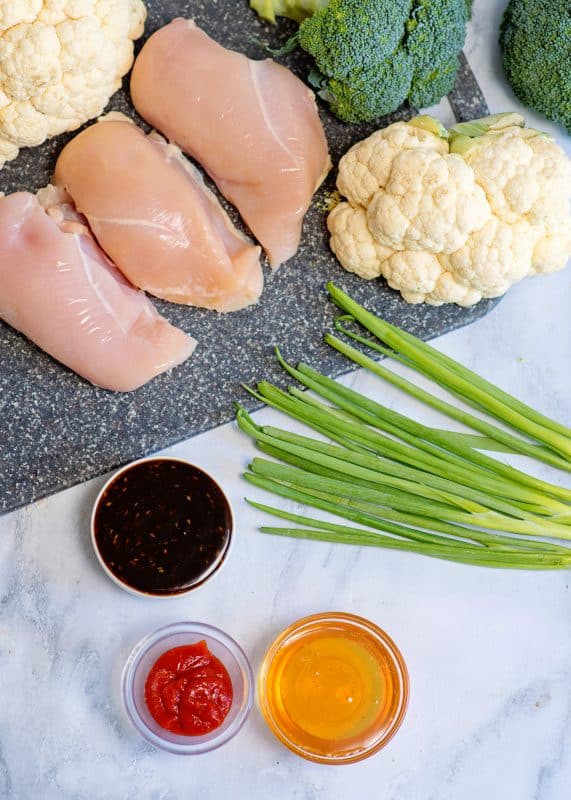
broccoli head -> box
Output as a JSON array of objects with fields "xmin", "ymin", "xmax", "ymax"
[
  {"xmin": 500, "ymin": 0, "xmax": 571, "ymax": 135},
  {"xmin": 251, "ymin": 0, "xmax": 472, "ymax": 123}
]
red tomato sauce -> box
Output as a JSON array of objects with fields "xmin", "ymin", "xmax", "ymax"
[{"xmin": 144, "ymin": 640, "xmax": 233, "ymax": 735}]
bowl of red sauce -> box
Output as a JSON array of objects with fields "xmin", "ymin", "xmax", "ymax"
[
  {"xmin": 91, "ymin": 457, "xmax": 233, "ymax": 598},
  {"xmin": 122, "ymin": 622, "xmax": 254, "ymax": 754}
]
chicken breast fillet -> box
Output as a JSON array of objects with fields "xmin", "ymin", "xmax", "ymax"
[
  {"xmin": 0, "ymin": 192, "xmax": 196, "ymax": 392},
  {"xmin": 130, "ymin": 19, "xmax": 331, "ymax": 268},
  {"xmin": 54, "ymin": 116, "xmax": 263, "ymax": 312}
]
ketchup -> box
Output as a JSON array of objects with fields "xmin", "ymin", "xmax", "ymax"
[{"xmin": 144, "ymin": 641, "xmax": 233, "ymax": 735}]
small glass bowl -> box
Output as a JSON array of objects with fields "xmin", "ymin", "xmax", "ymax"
[
  {"xmin": 258, "ymin": 612, "xmax": 409, "ymax": 765},
  {"xmin": 91, "ymin": 456, "xmax": 233, "ymax": 599},
  {"xmin": 121, "ymin": 622, "xmax": 254, "ymax": 754}
]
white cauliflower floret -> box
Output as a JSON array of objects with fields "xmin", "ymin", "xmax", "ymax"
[
  {"xmin": 328, "ymin": 202, "xmax": 393, "ymax": 279},
  {"xmin": 367, "ymin": 150, "xmax": 491, "ymax": 254},
  {"xmin": 0, "ymin": 0, "xmax": 146, "ymax": 168},
  {"xmin": 525, "ymin": 135, "xmax": 571, "ymax": 225},
  {"xmin": 382, "ymin": 251, "xmax": 442, "ymax": 296},
  {"xmin": 329, "ymin": 114, "xmax": 571, "ymax": 306},
  {"xmin": 380, "ymin": 252, "xmax": 482, "ymax": 307},
  {"xmin": 425, "ymin": 272, "xmax": 482, "ymax": 307},
  {"xmin": 442, "ymin": 218, "xmax": 536, "ymax": 297},
  {"xmin": 337, "ymin": 121, "xmax": 449, "ymax": 208},
  {"xmin": 0, "ymin": 4, "xmax": 42, "ymax": 30},
  {"xmin": 460, "ymin": 127, "xmax": 571, "ymax": 227},
  {"xmin": 532, "ymin": 220, "xmax": 571, "ymax": 274}
]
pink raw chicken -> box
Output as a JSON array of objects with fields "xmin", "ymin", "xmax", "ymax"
[
  {"xmin": 0, "ymin": 191, "xmax": 196, "ymax": 392},
  {"xmin": 131, "ymin": 19, "xmax": 331, "ymax": 268},
  {"xmin": 54, "ymin": 116, "xmax": 263, "ymax": 312}
]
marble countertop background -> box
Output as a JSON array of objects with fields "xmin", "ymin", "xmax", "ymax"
[{"xmin": 1, "ymin": 1, "xmax": 570, "ymax": 797}]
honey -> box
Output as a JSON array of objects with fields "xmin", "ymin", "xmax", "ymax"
[{"xmin": 259, "ymin": 613, "xmax": 409, "ymax": 764}]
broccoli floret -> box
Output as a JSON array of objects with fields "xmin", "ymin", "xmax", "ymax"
[
  {"xmin": 409, "ymin": 55, "xmax": 460, "ymax": 109},
  {"xmin": 251, "ymin": 0, "xmax": 471, "ymax": 123},
  {"xmin": 500, "ymin": 0, "xmax": 571, "ymax": 135},
  {"xmin": 327, "ymin": 50, "xmax": 414, "ymax": 123},
  {"xmin": 406, "ymin": 0, "xmax": 469, "ymax": 106},
  {"xmin": 298, "ymin": 0, "xmax": 412, "ymax": 81}
]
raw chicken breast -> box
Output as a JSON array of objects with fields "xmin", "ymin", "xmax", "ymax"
[
  {"xmin": 0, "ymin": 192, "xmax": 196, "ymax": 392},
  {"xmin": 54, "ymin": 116, "xmax": 263, "ymax": 311},
  {"xmin": 131, "ymin": 19, "xmax": 331, "ymax": 267}
]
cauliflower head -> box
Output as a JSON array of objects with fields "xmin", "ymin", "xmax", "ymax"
[
  {"xmin": 0, "ymin": 0, "xmax": 146, "ymax": 167},
  {"xmin": 329, "ymin": 113, "xmax": 571, "ymax": 306}
]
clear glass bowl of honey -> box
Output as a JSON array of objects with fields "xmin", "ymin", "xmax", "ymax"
[{"xmin": 258, "ymin": 612, "xmax": 409, "ymax": 764}]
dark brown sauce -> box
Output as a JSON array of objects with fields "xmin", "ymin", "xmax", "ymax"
[{"xmin": 93, "ymin": 459, "xmax": 232, "ymax": 595}]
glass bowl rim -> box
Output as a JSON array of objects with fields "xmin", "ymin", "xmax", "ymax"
[
  {"xmin": 121, "ymin": 621, "xmax": 254, "ymax": 754},
  {"xmin": 258, "ymin": 611, "xmax": 409, "ymax": 765},
  {"xmin": 90, "ymin": 455, "xmax": 234, "ymax": 599}
]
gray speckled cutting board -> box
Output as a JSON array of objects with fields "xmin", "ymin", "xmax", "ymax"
[{"xmin": 0, "ymin": 1, "xmax": 496, "ymax": 514}]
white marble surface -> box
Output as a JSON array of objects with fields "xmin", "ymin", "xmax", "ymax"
[{"xmin": 1, "ymin": 2, "xmax": 571, "ymax": 797}]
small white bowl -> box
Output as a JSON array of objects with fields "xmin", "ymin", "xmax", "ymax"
[
  {"xmin": 122, "ymin": 621, "xmax": 254, "ymax": 754},
  {"xmin": 91, "ymin": 456, "xmax": 234, "ymax": 598}
]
